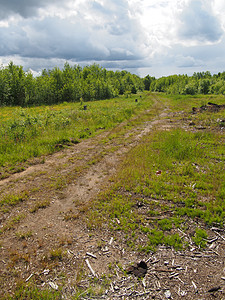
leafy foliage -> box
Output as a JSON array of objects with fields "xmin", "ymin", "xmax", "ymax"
[
  {"xmin": 0, "ymin": 62, "xmax": 144, "ymax": 106},
  {"xmin": 145, "ymin": 71, "xmax": 225, "ymax": 95},
  {"xmin": 0, "ymin": 92, "xmax": 152, "ymax": 174}
]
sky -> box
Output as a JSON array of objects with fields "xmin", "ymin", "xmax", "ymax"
[{"xmin": 0, "ymin": 0, "xmax": 225, "ymax": 78}]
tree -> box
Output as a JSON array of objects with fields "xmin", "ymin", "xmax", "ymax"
[
  {"xmin": 198, "ymin": 79, "xmax": 210, "ymax": 94},
  {"xmin": 7, "ymin": 62, "xmax": 26, "ymax": 106}
]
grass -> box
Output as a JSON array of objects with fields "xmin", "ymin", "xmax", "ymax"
[
  {"xmin": 192, "ymin": 228, "xmax": 208, "ymax": 248},
  {"xmin": 0, "ymin": 191, "xmax": 28, "ymax": 210},
  {"xmin": 49, "ymin": 248, "xmax": 64, "ymax": 260},
  {"xmin": 88, "ymin": 97, "xmax": 225, "ymax": 251},
  {"xmin": 0, "ymin": 92, "xmax": 154, "ymax": 176},
  {"xmin": 30, "ymin": 199, "xmax": 50, "ymax": 213},
  {"xmin": 4, "ymin": 282, "xmax": 62, "ymax": 300},
  {"xmin": 0, "ymin": 213, "xmax": 25, "ymax": 234},
  {"xmin": 0, "ymin": 93, "xmax": 224, "ymax": 298},
  {"xmin": 15, "ymin": 230, "xmax": 33, "ymax": 240}
]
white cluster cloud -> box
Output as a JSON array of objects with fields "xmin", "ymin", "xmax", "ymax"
[{"xmin": 0, "ymin": 0, "xmax": 224, "ymax": 77}]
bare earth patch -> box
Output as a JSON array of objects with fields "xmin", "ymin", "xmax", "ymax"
[{"xmin": 0, "ymin": 98, "xmax": 224, "ymax": 299}]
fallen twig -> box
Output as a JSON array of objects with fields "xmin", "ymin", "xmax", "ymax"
[
  {"xmin": 208, "ymin": 286, "xmax": 221, "ymax": 293},
  {"xmin": 192, "ymin": 281, "xmax": 198, "ymax": 291},
  {"xmin": 86, "ymin": 252, "xmax": 97, "ymax": 259},
  {"xmin": 25, "ymin": 273, "xmax": 34, "ymax": 282},
  {"xmin": 169, "ymin": 273, "xmax": 179, "ymax": 279},
  {"xmin": 85, "ymin": 259, "xmax": 95, "ymax": 276},
  {"xmin": 206, "ymin": 236, "xmax": 218, "ymax": 243},
  {"xmin": 213, "ymin": 231, "xmax": 225, "ymax": 241}
]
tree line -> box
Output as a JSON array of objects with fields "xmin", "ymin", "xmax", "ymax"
[
  {"xmin": 1, "ymin": 62, "xmax": 225, "ymax": 107},
  {"xmin": 144, "ymin": 71, "xmax": 225, "ymax": 95},
  {"xmin": 0, "ymin": 62, "xmax": 144, "ymax": 107}
]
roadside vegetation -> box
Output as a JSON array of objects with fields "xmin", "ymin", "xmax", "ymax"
[
  {"xmin": 0, "ymin": 62, "xmax": 225, "ymax": 299},
  {"xmin": 88, "ymin": 94, "xmax": 225, "ymax": 253},
  {"xmin": 0, "ymin": 92, "xmax": 152, "ymax": 178}
]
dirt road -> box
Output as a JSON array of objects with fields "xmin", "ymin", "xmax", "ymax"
[{"xmin": 0, "ymin": 97, "xmax": 224, "ymax": 299}]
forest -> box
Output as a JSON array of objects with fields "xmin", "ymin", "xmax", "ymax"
[
  {"xmin": 1, "ymin": 62, "xmax": 225, "ymax": 107},
  {"xmin": 145, "ymin": 71, "xmax": 225, "ymax": 95},
  {"xmin": 0, "ymin": 62, "xmax": 144, "ymax": 107}
]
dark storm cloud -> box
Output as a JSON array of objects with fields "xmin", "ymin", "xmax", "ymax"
[
  {"xmin": 0, "ymin": 0, "xmax": 148, "ymax": 74},
  {"xmin": 178, "ymin": 0, "xmax": 223, "ymax": 43},
  {"xmin": 0, "ymin": 14, "xmax": 143, "ymax": 62},
  {"xmin": 0, "ymin": 0, "xmax": 62, "ymax": 19},
  {"xmin": 0, "ymin": 18, "xmax": 103, "ymax": 60}
]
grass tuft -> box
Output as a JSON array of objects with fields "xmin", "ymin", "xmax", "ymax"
[{"xmin": 30, "ymin": 200, "xmax": 50, "ymax": 213}]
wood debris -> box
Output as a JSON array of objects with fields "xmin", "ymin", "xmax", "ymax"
[
  {"xmin": 86, "ymin": 252, "xmax": 97, "ymax": 259},
  {"xmin": 208, "ymin": 286, "xmax": 221, "ymax": 293},
  {"xmin": 85, "ymin": 258, "xmax": 95, "ymax": 277}
]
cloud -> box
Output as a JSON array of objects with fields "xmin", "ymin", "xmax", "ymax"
[
  {"xmin": 177, "ymin": 0, "xmax": 223, "ymax": 44},
  {"xmin": 0, "ymin": 0, "xmax": 64, "ymax": 19},
  {"xmin": 0, "ymin": 0, "xmax": 225, "ymax": 78},
  {"xmin": 0, "ymin": 0, "xmax": 146, "ymax": 63}
]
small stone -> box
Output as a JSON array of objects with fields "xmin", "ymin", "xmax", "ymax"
[
  {"xmin": 165, "ymin": 290, "xmax": 171, "ymax": 298},
  {"xmin": 43, "ymin": 269, "xmax": 50, "ymax": 275}
]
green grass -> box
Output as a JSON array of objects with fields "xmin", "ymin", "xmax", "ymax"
[
  {"xmin": 49, "ymin": 248, "xmax": 64, "ymax": 260},
  {"xmin": 15, "ymin": 230, "xmax": 33, "ymax": 240},
  {"xmin": 161, "ymin": 93, "xmax": 225, "ymax": 111},
  {"xmin": 0, "ymin": 92, "xmax": 153, "ymax": 175},
  {"xmin": 30, "ymin": 199, "xmax": 50, "ymax": 213},
  {"xmin": 0, "ymin": 192, "xmax": 28, "ymax": 209},
  {"xmin": 88, "ymin": 98, "xmax": 225, "ymax": 251},
  {"xmin": 144, "ymin": 229, "xmax": 182, "ymax": 252},
  {"xmin": 1, "ymin": 93, "xmax": 224, "ymax": 298},
  {"xmin": 4, "ymin": 282, "xmax": 62, "ymax": 300},
  {"xmin": 192, "ymin": 228, "xmax": 208, "ymax": 248}
]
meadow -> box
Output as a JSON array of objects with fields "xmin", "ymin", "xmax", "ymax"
[
  {"xmin": 0, "ymin": 93, "xmax": 152, "ymax": 178},
  {"xmin": 88, "ymin": 93, "xmax": 225, "ymax": 251},
  {"xmin": 0, "ymin": 92, "xmax": 225, "ymax": 299}
]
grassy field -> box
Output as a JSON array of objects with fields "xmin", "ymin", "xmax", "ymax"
[
  {"xmin": 0, "ymin": 93, "xmax": 152, "ymax": 178},
  {"xmin": 88, "ymin": 94, "xmax": 225, "ymax": 251},
  {"xmin": 0, "ymin": 92, "xmax": 225, "ymax": 299}
]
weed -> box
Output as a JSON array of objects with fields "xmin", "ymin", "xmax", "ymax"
[
  {"xmin": 0, "ymin": 214, "xmax": 25, "ymax": 233},
  {"xmin": 5, "ymin": 281, "xmax": 61, "ymax": 300},
  {"xmin": 158, "ymin": 218, "xmax": 173, "ymax": 231},
  {"xmin": 164, "ymin": 233, "xmax": 183, "ymax": 250},
  {"xmin": 0, "ymin": 92, "xmax": 154, "ymax": 172},
  {"xmin": 58, "ymin": 236, "xmax": 72, "ymax": 246},
  {"xmin": 9, "ymin": 250, "xmax": 30, "ymax": 265},
  {"xmin": 30, "ymin": 200, "xmax": 50, "ymax": 213},
  {"xmin": 49, "ymin": 248, "xmax": 63, "ymax": 260},
  {"xmin": 192, "ymin": 228, "xmax": 208, "ymax": 248},
  {"xmin": 63, "ymin": 211, "xmax": 79, "ymax": 221},
  {"xmin": 50, "ymin": 176, "xmax": 67, "ymax": 190},
  {"xmin": 87, "ymin": 96, "xmax": 224, "ymax": 253},
  {"xmin": 145, "ymin": 229, "xmax": 183, "ymax": 252},
  {"xmin": 16, "ymin": 230, "xmax": 33, "ymax": 240},
  {"xmin": 0, "ymin": 191, "xmax": 28, "ymax": 208}
]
